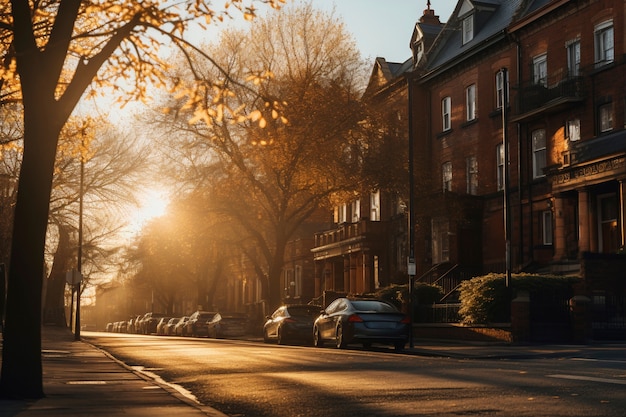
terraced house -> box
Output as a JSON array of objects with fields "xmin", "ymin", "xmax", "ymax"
[{"xmin": 309, "ymin": 0, "xmax": 624, "ymax": 340}]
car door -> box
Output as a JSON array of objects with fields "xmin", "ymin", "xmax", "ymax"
[{"xmin": 318, "ymin": 299, "xmax": 344, "ymax": 340}]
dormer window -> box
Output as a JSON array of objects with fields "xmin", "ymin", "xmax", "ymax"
[{"xmin": 462, "ymin": 14, "xmax": 474, "ymax": 44}]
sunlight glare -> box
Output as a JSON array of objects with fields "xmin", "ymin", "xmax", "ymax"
[{"xmin": 131, "ymin": 188, "xmax": 170, "ymax": 230}]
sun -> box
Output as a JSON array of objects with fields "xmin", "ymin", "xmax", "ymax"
[{"xmin": 130, "ymin": 188, "xmax": 170, "ymax": 230}]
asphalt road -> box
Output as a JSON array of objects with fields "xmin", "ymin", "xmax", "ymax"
[{"xmin": 86, "ymin": 332, "xmax": 626, "ymax": 417}]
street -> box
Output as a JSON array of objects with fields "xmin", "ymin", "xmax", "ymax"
[{"xmin": 85, "ymin": 332, "xmax": 626, "ymax": 417}]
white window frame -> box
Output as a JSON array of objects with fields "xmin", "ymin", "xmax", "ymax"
[
  {"xmin": 351, "ymin": 199, "xmax": 361, "ymax": 223},
  {"xmin": 566, "ymin": 39, "xmax": 581, "ymax": 77},
  {"xmin": 466, "ymin": 156, "xmax": 478, "ymax": 195},
  {"xmin": 370, "ymin": 190, "xmax": 380, "ymax": 221},
  {"xmin": 594, "ymin": 20, "xmax": 614, "ymax": 66},
  {"xmin": 442, "ymin": 162, "xmax": 452, "ymax": 192},
  {"xmin": 466, "ymin": 84, "xmax": 476, "ymax": 121},
  {"xmin": 533, "ymin": 53, "xmax": 548, "ymax": 87},
  {"xmin": 542, "ymin": 210, "xmax": 553, "ymax": 245},
  {"xmin": 496, "ymin": 143, "xmax": 504, "ymax": 191},
  {"xmin": 335, "ymin": 203, "xmax": 347, "ymax": 223},
  {"xmin": 599, "ymin": 103, "xmax": 613, "ymax": 132},
  {"xmin": 532, "ymin": 129, "xmax": 547, "ymax": 179},
  {"xmin": 495, "ymin": 71, "xmax": 506, "ymax": 109},
  {"xmin": 567, "ymin": 118, "xmax": 581, "ymax": 141},
  {"xmin": 462, "ymin": 14, "xmax": 474, "ymax": 44},
  {"xmin": 442, "ymin": 96, "xmax": 451, "ymax": 131}
]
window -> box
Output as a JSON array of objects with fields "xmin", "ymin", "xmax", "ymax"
[
  {"xmin": 532, "ymin": 129, "xmax": 547, "ymax": 179},
  {"xmin": 599, "ymin": 103, "xmax": 613, "ymax": 132},
  {"xmin": 335, "ymin": 204, "xmax": 347, "ymax": 223},
  {"xmin": 442, "ymin": 97, "xmax": 451, "ymax": 131},
  {"xmin": 542, "ymin": 210, "xmax": 553, "ymax": 245},
  {"xmin": 495, "ymin": 71, "xmax": 507, "ymax": 109},
  {"xmin": 595, "ymin": 21, "xmax": 614, "ymax": 66},
  {"xmin": 566, "ymin": 39, "xmax": 581, "ymax": 77},
  {"xmin": 370, "ymin": 190, "xmax": 380, "ymax": 221},
  {"xmin": 567, "ymin": 118, "xmax": 581, "ymax": 141},
  {"xmin": 466, "ymin": 84, "xmax": 476, "ymax": 121},
  {"xmin": 432, "ymin": 217, "xmax": 450, "ymax": 264},
  {"xmin": 351, "ymin": 199, "xmax": 360, "ymax": 222},
  {"xmin": 442, "ymin": 162, "xmax": 452, "ymax": 192},
  {"xmin": 462, "ymin": 14, "xmax": 474, "ymax": 44},
  {"xmin": 466, "ymin": 156, "xmax": 478, "ymax": 195},
  {"xmin": 533, "ymin": 54, "xmax": 548, "ymax": 86},
  {"xmin": 496, "ymin": 144, "xmax": 504, "ymax": 191}
]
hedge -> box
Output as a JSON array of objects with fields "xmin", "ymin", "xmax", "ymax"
[{"xmin": 458, "ymin": 273, "xmax": 581, "ymax": 325}]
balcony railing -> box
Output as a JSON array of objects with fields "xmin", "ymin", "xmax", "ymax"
[
  {"xmin": 314, "ymin": 220, "xmax": 386, "ymax": 247},
  {"xmin": 514, "ymin": 75, "xmax": 585, "ymax": 116}
]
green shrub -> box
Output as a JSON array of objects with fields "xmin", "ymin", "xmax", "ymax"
[{"xmin": 458, "ymin": 273, "xmax": 581, "ymax": 325}]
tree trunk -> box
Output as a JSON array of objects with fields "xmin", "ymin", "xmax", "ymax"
[
  {"xmin": 43, "ymin": 224, "xmax": 73, "ymax": 327},
  {"xmin": 0, "ymin": 111, "xmax": 62, "ymax": 399}
]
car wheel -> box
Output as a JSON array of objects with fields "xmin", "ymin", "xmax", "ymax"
[
  {"xmin": 362, "ymin": 341, "xmax": 372, "ymax": 349},
  {"xmin": 394, "ymin": 341, "xmax": 406, "ymax": 352},
  {"xmin": 277, "ymin": 328, "xmax": 285, "ymax": 345},
  {"xmin": 313, "ymin": 326, "xmax": 324, "ymax": 348},
  {"xmin": 335, "ymin": 325, "xmax": 347, "ymax": 349}
]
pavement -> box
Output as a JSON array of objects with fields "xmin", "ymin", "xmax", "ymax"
[{"xmin": 0, "ymin": 326, "xmax": 624, "ymax": 417}]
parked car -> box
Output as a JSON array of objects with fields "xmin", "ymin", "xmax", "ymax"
[
  {"xmin": 313, "ymin": 298, "xmax": 409, "ymax": 351},
  {"xmin": 173, "ymin": 316, "xmax": 189, "ymax": 336},
  {"xmin": 163, "ymin": 317, "xmax": 179, "ymax": 335},
  {"xmin": 183, "ymin": 311, "xmax": 217, "ymax": 337},
  {"xmin": 156, "ymin": 317, "xmax": 172, "ymax": 335},
  {"xmin": 141, "ymin": 312, "xmax": 167, "ymax": 334},
  {"xmin": 207, "ymin": 313, "xmax": 249, "ymax": 339},
  {"xmin": 263, "ymin": 304, "xmax": 321, "ymax": 345}
]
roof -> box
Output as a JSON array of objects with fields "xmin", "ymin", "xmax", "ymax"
[{"xmin": 425, "ymin": 0, "xmax": 524, "ymax": 72}]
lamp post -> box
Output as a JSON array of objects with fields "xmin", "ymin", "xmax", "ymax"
[
  {"xmin": 501, "ymin": 68, "xmax": 511, "ymax": 288},
  {"xmin": 74, "ymin": 131, "xmax": 85, "ymax": 341},
  {"xmin": 407, "ymin": 74, "xmax": 416, "ymax": 348}
]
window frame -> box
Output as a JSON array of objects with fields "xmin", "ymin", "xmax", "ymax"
[
  {"xmin": 533, "ymin": 53, "xmax": 548, "ymax": 87},
  {"xmin": 370, "ymin": 190, "xmax": 381, "ymax": 221},
  {"xmin": 532, "ymin": 129, "xmax": 547, "ymax": 179},
  {"xmin": 466, "ymin": 84, "xmax": 476, "ymax": 121},
  {"xmin": 566, "ymin": 39, "xmax": 581, "ymax": 77},
  {"xmin": 442, "ymin": 162, "xmax": 452, "ymax": 192},
  {"xmin": 442, "ymin": 96, "xmax": 451, "ymax": 131},
  {"xmin": 567, "ymin": 118, "xmax": 581, "ymax": 141},
  {"xmin": 594, "ymin": 20, "xmax": 614, "ymax": 66},
  {"xmin": 466, "ymin": 156, "xmax": 478, "ymax": 195},
  {"xmin": 496, "ymin": 143, "xmax": 504, "ymax": 191},
  {"xmin": 542, "ymin": 210, "xmax": 553, "ymax": 245},
  {"xmin": 462, "ymin": 14, "xmax": 474, "ymax": 44},
  {"xmin": 599, "ymin": 103, "xmax": 613, "ymax": 133}
]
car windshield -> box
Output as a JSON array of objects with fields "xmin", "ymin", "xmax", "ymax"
[{"xmin": 350, "ymin": 300, "xmax": 397, "ymax": 313}]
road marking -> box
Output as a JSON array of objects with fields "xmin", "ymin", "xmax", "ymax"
[
  {"xmin": 547, "ymin": 374, "xmax": 626, "ymax": 385},
  {"xmin": 570, "ymin": 357, "xmax": 626, "ymax": 364}
]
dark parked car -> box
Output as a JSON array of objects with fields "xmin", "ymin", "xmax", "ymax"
[
  {"xmin": 162, "ymin": 317, "xmax": 179, "ymax": 335},
  {"xmin": 207, "ymin": 313, "xmax": 249, "ymax": 338},
  {"xmin": 183, "ymin": 311, "xmax": 217, "ymax": 337},
  {"xmin": 263, "ymin": 304, "xmax": 321, "ymax": 345},
  {"xmin": 313, "ymin": 298, "xmax": 409, "ymax": 351},
  {"xmin": 141, "ymin": 312, "xmax": 167, "ymax": 334}
]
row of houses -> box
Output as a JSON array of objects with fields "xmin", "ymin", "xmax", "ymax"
[
  {"xmin": 281, "ymin": 0, "xmax": 626, "ymax": 326},
  {"xmin": 95, "ymin": 0, "xmax": 625, "ymax": 337}
]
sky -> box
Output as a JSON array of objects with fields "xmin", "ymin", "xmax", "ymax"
[{"xmin": 310, "ymin": 0, "xmax": 455, "ymax": 63}]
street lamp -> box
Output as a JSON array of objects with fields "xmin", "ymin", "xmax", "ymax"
[{"xmin": 74, "ymin": 129, "xmax": 85, "ymax": 340}]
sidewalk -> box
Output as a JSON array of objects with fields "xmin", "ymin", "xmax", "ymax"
[
  {"xmin": 0, "ymin": 327, "xmax": 623, "ymax": 417},
  {"xmin": 0, "ymin": 327, "xmax": 227, "ymax": 417}
]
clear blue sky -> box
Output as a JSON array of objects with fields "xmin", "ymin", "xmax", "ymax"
[{"xmin": 313, "ymin": 0, "xmax": 455, "ymax": 63}]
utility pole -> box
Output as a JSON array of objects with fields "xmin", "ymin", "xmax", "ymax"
[
  {"xmin": 407, "ymin": 75, "xmax": 416, "ymax": 348},
  {"xmin": 74, "ymin": 129, "xmax": 85, "ymax": 341}
]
